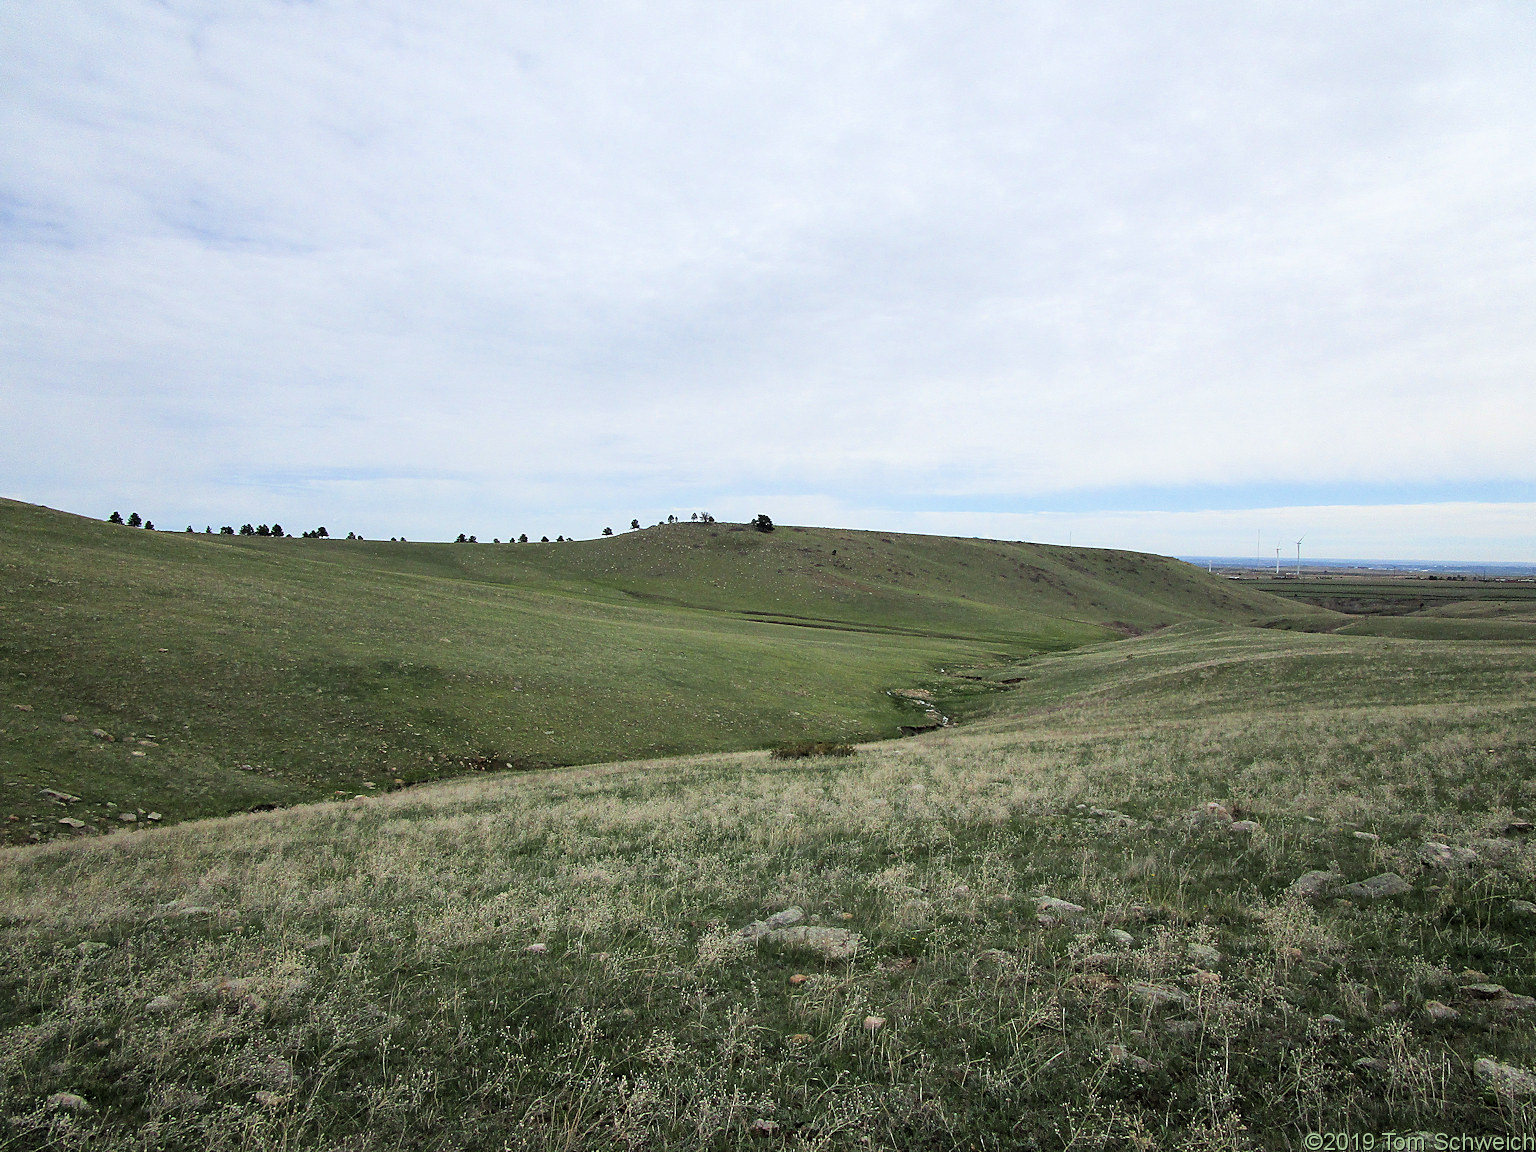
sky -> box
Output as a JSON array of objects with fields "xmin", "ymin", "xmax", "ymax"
[{"xmin": 3, "ymin": 2, "xmax": 1534, "ymax": 558}]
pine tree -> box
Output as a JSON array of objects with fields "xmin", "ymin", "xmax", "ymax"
[
  {"xmin": 127, "ymin": 513, "xmax": 142, "ymax": 527},
  {"xmin": 108, "ymin": 511, "xmax": 123, "ymax": 524},
  {"xmin": 602, "ymin": 527, "xmax": 613, "ymax": 536}
]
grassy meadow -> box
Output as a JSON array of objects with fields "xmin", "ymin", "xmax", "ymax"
[
  {"xmin": 3, "ymin": 622, "xmax": 1536, "ymax": 1148},
  {"xmin": 0, "ymin": 498, "xmax": 1322, "ymax": 845}
]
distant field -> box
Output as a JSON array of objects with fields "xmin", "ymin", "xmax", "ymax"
[
  {"xmin": 3, "ymin": 624, "xmax": 1533, "ymax": 1148},
  {"xmin": 1, "ymin": 498, "xmax": 1322, "ymax": 844}
]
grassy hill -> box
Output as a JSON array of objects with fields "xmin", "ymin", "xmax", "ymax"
[
  {"xmin": 0, "ymin": 498, "xmax": 1326, "ymax": 843},
  {"xmin": 2, "ymin": 623, "xmax": 1533, "ymax": 1148}
]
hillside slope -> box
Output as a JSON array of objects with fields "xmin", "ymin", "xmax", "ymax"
[
  {"xmin": 0, "ymin": 498, "xmax": 1333, "ymax": 841},
  {"xmin": 2, "ymin": 624, "xmax": 1531, "ymax": 1147}
]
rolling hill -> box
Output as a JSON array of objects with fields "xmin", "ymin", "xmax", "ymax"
[{"xmin": 0, "ymin": 497, "xmax": 1333, "ymax": 842}]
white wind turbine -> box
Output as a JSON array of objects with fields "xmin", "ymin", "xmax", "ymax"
[{"xmin": 1294, "ymin": 535, "xmax": 1306, "ymax": 580}]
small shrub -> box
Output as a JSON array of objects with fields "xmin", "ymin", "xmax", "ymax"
[{"xmin": 770, "ymin": 741, "xmax": 856, "ymax": 759}]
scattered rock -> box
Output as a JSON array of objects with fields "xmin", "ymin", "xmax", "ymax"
[
  {"xmin": 1105, "ymin": 1044, "xmax": 1154, "ymax": 1072},
  {"xmin": 771, "ymin": 925, "xmax": 861, "ymax": 961},
  {"xmin": 1229, "ymin": 820, "xmax": 1259, "ymax": 834},
  {"xmin": 145, "ymin": 995, "xmax": 179, "ymax": 1015},
  {"xmin": 253, "ymin": 1090, "xmax": 286, "ymax": 1108},
  {"xmin": 1035, "ymin": 896, "xmax": 1087, "ymax": 925},
  {"xmin": 146, "ymin": 812, "xmax": 162, "ymax": 822},
  {"xmin": 77, "ymin": 941, "xmax": 109, "ymax": 956},
  {"xmin": 1510, "ymin": 900, "xmax": 1536, "ymax": 917},
  {"xmin": 524, "ymin": 943, "xmax": 547, "ymax": 954},
  {"xmin": 1129, "ymin": 983, "xmax": 1190, "ymax": 1009},
  {"xmin": 1500, "ymin": 821, "xmax": 1534, "ymax": 836},
  {"xmin": 1201, "ymin": 801, "xmax": 1233, "ymax": 825},
  {"xmin": 13, "ymin": 704, "xmax": 33, "ymax": 712},
  {"xmin": 91, "ymin": 729, "xmax": 113, "ymax": 740},
  {"xmin": 58, "ymin": 817, "xmax": 87, "ymax": 830},
  {"xmin": 1474, "ymin": 1057, "xmax": 1536, "ymax": 1097},
  {"xmin": 1423, "ymin": 1000, "xmax": 1460, "ymax": 1023},
  {"xmin": 1352, "ymin": 831, "xmax": 1380, "ymax": 843},
  {"xmin": 1418, "ymin": 842, "xmax": 1478, "ymax": 869},
  {"xmin": 1341, "ymin": 873, "xmax": 1412, "ymax": 900},
  {"xmin": 972, "ymin": 948, "xmax": 1013, "ymax": 971},
  {"xmin": 862, "ymin": 1015, "xmax": 885, "ymax": 1031},
  {"xmin": 750, "ymin": 1119, "xmax": 780, "ymax": 1136},
  {"xmin": 1187, "ymin": 943, "xmax": 1222, "ymax": 967},
  {"xmin": 61, "ymin": 714, "xmax": 78, "ymax": 722},
  {"xmin": 787, "ymin": 1033, "xmax": 813, "ymax": 1045},
  {"xmin": 1107, "ymin": 928, "xmax": 1134, "ymax": 946},
  {"xmin": 303, "ymin": 935, "xmax": 332, "ymax": 951},
  {"xmin": 1290, "ymin": 871, "xmax": 1344, "ymax": 898},
  {"xmin": 1353, "ymin": 1057, "xmax": 1389, "ymax": 1073},
  {"xmin": 40, "ymin": 788, "xmax": 81, "ymax": 803},
  {"xmin": 1316, "ymin": 1014, "xmax": 1346, "ymax": 1027},
  {"xmin": 262, "ymin": 1056, "xmax": 294, "ymax": 1087},
  {"xmin": 788, "ymin": 974, "xmax": 808, "ymax": 985},
  {"xmin": 736, "ymin": 907, "xmax": 804, "ymax": 942},
  {"xmin": 118, "ymin": 811, "xmax": 137, "ymax": 822},
  {"xmin": 1459, "ymin": 984, "xmax": 1536, "ymax": 1011},
  {"xmin": 46, "ymin": 1092, "xmax": 89, "ymax": 1114},
  {"xmin": 765, "ymin": 907, "xmax": 806, "ymax": 930},
  {"xmin": 1462, "ymin": 983, "xmax": 1509, "ymax": 999}
]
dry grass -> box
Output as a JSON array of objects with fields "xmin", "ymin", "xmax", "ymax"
[{"xmin": 3, "ymin": 627, "xmax": 1535, "ymax": 1148}]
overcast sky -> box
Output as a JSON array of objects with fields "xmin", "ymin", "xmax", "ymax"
[{"xmin": 4, "ymin": 2, "xmax": 1534, "ymax": 557}]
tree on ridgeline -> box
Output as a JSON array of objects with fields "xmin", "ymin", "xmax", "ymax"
[
  {"xmin": 256, "ymin": 525, "xmax": 271, "ymax": 536},
  {"xmin": 108, "ymin": 511, "xmax": 123, "ymax": 524},
  {"xmin": 602, "ymin": 527, "xmax": 613, "ymax": 536},
  {"xmin": 185, "ymin": 526, "xmax": 193, "ymax": 533},
  {"xmin": 221, "ymin": 526, "xmax": 235, "ymax": 535},
  {"xmin": 456, "ymin": 533, "xmax": 468, "ymax": 543},
  {"xmin": 541, "ymin": 536, "xmax": 549, "ymax": 543},
  {"xmin": 143, "ymin": 521, "xmax": 155, "ymax": 531},
  {"xmin": 519, "ymin": 534, "xmax": 527, "ymax": 543},
  {"xmin": 271, "ymin": 525, "xmax": 284, "ymax": 537},
  {"xmin": 127, "ymin": 513, "xmax": 142, "ymax": 527},
  {"xmin": 631, "ymin": 519, "xmax": 640, "ymax": 530},
  {"xmin": 239, "ymin": 524, "xmax": 255, "ymax": 536},
  {"xmin": 752, "ymin": 514, "xmax": 774, "ymax": 533}
]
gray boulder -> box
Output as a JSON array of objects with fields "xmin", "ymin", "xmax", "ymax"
[
  {"xmin": 1341, "ymin": 873, "xmax": 1412, "ymax": 900},
  {"xmin": 1290, "ymin": 871, "xmax": 1344, "ymax": 898}
]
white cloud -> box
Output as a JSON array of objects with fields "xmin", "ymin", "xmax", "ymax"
[{"xmin": 3, "ymin": 2, "xmax": 1535, "ymax": 552}]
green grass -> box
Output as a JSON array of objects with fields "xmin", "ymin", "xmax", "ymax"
[
  {"xmin": 3, "ymin": 624, "xmax": 1535, "ymax": 1149},
  {"xmin": 1, "ymin": 498, "xmax": 1323, "ymax": 843}
]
